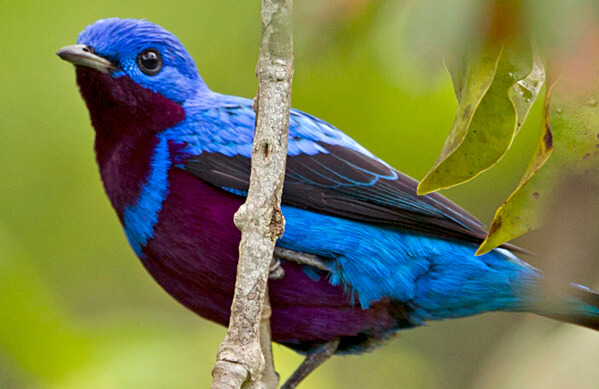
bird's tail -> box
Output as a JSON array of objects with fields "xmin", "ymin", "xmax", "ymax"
[
  {"xmin": 537, "ymin": 284, "xmax": 599, "ymax": 331},
  {"xmin": 492, "ymin": 249, "xmax": 599, "ymax": 331}
]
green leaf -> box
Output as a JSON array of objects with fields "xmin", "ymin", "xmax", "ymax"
[
  {"xmin": 417, "ymin": 44, "xmax": 545, "ymax": 195},
  {"xmin": 477, "ymin": 75, "xmax": 599, "ymax": 254}
]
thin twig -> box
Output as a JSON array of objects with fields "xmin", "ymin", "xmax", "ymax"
[
  {"xmin": 211, "ymin": 1, "xmax": 293, "ymax": 388},
  {"xmin": 281, "ymin": 339, "xmax": 340, "ymax": 389},
  {"xmin": 260, "ymin": 289, "xmax": 280, "ymax": 388}
]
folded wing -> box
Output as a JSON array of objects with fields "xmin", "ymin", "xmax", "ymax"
[{"xmin": 175, "ymin": 104, "xmax": 518, "ymax": 250}]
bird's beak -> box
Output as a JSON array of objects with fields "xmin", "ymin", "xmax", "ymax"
[{"xmin": 57, "ymin": 44, "xmax": 117, "ymax": 73}]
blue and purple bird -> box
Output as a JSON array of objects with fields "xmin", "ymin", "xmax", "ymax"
[{"xmin": 58, "ymin": 18, "xmax": 598, "ymax": 383}]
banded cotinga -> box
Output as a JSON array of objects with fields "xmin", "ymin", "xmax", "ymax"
[{"xmin": 58, "ymin": 18, "xmax": 599, "ymax": 386}]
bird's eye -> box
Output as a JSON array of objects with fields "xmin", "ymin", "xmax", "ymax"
[{"xmin": 136, "ymin": 49, "xmax": 162, "ymax": 76}]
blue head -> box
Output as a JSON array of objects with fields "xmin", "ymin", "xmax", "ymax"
[
  {"xmin": 72, "ymin": 18, "xmax": 208, "ymax": 103},
  {"xmin": 58, "ymin": 19, "xmax": 198, "ymax": 179}
]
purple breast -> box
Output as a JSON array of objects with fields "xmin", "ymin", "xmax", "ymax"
[
  {"xmin": 143, "ymin": 168, "xmax": 402, "ymax": 351},
  {"xmin": 75, "ymin": 67, "xmax": 401, "ymax": 351},
  {"xmin": 75, "ymin": 67, "xmax": 185, "ymax": 216}
]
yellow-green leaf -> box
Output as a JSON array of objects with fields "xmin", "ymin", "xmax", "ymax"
[
  {"xmin": 418, "ymin": 44, "xmax": 545, "ymax": 195},
  {"xmin": 477, "ymin": 74, "xmax": 599, "ymax": 254}
]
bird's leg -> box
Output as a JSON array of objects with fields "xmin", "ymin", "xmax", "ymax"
[
  {"xmin": 273, "ymin": 247, "xmax": 331, "ymax": 272},
  {"xmin": 270, "ymin": 247, "xmax": 331, "ymax": 279},
  {"xmin": 268, "ymin": 256, "xmax": 285, "ymax": 279},
  {"xmin": 281, "ymin": 339, "xmax": 340, "ymax": 389}
]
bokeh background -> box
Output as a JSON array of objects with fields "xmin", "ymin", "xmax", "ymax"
[{"xmin": 2, "ymin": 0, "xmax": 598, "ymax": 388}]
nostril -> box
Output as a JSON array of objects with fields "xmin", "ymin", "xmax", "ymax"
[{"xmin": 82, "ymin": 45, "xmax": 94, "ymax": 54}]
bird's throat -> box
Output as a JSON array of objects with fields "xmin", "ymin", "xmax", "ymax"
[
  {"xmin": 75, "ymin": 67, "xmax": 186, "ymax": 217},
  {"xmin": 75, "ymin": 67, "xmax": 185, "ymax": 149}
]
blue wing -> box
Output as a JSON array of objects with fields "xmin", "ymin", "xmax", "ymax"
[
  {"xmin": 170, "ymin": 100, "xmax": 514, "ymax": 248},
  {"xmin": 165, "ymin": 98, "xmax": 537, "ymax": 319}
]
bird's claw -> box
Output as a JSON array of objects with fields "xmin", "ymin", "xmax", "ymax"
[{"xmin": 269, "ymin": 257, "xmax": 285, "ymax": 279}]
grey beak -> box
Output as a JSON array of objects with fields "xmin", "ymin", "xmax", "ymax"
[{"xmin": 57, "ymin": 44, "xmax": 117, "ymax": 73}]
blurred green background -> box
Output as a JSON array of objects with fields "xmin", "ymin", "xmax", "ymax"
[{"xmin": 1, "ymin": 0, "xmax": 598, "ymax": 388}]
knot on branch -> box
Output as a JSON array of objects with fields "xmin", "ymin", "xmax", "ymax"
[
  {"xmin": 213, "ymin": 339, "xmax": 265, "ymax": 389},
  {"xmin": 234, "ymin": 202, "xmax": 285, "ymax": 241},
  {"xmin": 255, "ymin": 139, "xmax": 271, "ymax": 161},
  {"xmin": 233, "ymin": 204, "xmax": 268, "ymax": 233},
  {"xmin": 257, "ymin": 62, "xmax": 291, "ymax": 82},
  {"xmin": 269, "ymin": 207, "xmax": 285, "ymax": 238},
  {"xmin": 211, "ymin": 361, "xmax": 249, "ymax": 389},
  {"xmin": 233, "ymin": 204, "xmax": 250, "ymax": 231}
]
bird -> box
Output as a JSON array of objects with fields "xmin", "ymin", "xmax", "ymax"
[{"xmin": 58, "ymin": 18, "xmax": 598, "ymax": 387}]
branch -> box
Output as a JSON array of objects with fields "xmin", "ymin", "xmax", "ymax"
[{"xmin": 212, "ymin": 1, "xmax": 293, "ymax": 388}]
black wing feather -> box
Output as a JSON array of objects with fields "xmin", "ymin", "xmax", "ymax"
[{"xmin": 183, "ymin": 142, "xmax": 523, "ymax": 252}]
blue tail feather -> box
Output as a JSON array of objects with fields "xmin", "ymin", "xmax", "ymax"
[
  {"xmin": 278, "ymin": 205, "xmax": 599, "ymax": 329},
  {"xmin": 537, "ymin": 285, "xmax": 599, "ymax": 330}
]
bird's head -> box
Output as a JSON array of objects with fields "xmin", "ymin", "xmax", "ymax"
[
  {"xmin": 58, "ymin": 18, "xmax": 208, "ymax": 151},
  {"xmin": 58, "ymin": 18, "xmax": 206, "ymax": 104}
]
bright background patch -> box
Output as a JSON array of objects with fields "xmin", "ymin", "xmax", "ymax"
[{"xmin": 1, "ymin": 1, "xmax": 598, "ymax": 388}]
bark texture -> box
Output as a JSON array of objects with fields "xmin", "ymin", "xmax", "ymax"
[{"xmin": 212, "ymin": 1, "xmax": 293, "ymax": 388}]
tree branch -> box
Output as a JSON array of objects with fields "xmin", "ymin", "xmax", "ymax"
[{"xmin": 211, "ymin": 1, "xmax": 293, "ymax": 388}]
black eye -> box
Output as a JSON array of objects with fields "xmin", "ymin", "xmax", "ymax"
[{"xmin": 136, "ymin": 49, "xmax": 162, "ymax": 76}]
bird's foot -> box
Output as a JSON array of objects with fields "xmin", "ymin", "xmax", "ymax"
[{"xmin": 269, "ymin": 257, "xmax": 285, "ymax": 279}]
